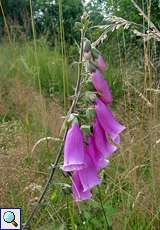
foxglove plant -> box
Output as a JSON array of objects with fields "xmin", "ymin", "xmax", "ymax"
[
  {"xmin": 24, "ymin": 15, "xmax": 126, "ymax": 229},
  {"xmin": 62, "ymin": 33, "xmax": 125, "ymax": 202}
]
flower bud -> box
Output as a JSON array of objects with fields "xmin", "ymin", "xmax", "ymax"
[
  {"xmin": 83, "ymin": 38, "xmax": 91, "ymax": 53},
  {"xmin": 81, "ymin": 12, "xmax": 89, "ymax": 23},
  {"xmin": 91, "ymin": 47, "xmax": 100, "ymax": 59},
  {"xmin": 91, "ymin": 48, "xmax": 107, "ymax": 71}
]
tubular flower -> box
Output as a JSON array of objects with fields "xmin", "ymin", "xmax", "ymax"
[
  {"xmin": 93, "ymin": 119, "xmax": 117, "ymax": 157},
  {"xmin": 63, "ymin": 39, "xmax": 126, "ymax": 202},
  {"xmin": 95, "ymin": 98, "xmax": 125, "ymax": 144},
  {"xmin": 78, "ymin": 151, "xmax": 101, "ymax": 192},
  {"xmin": 96, "ymin": 54, "xmax": 107, "ymax": 72},
  {"xmin": 87, "ymin": 135, "xmax": 109, "ymax": 171},
  {"xmin": 63, "ymin": 122, "xmax": 86, "ymax": 172},
  {"xmin": 91, "ymin": 69, "xmax": 112, "ymax": 104},
  {"xmin": 72, "ymin": 172, "xmax": 92, "ymax": 202}
]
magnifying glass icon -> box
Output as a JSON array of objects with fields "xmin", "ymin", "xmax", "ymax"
[{"xmin": 3, "ymin": 211, "xmax": 18, "ymax": 227}]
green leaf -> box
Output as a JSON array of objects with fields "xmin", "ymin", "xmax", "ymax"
[{"xmin": 104, "ymin": 204, "xmax": 116, "ymax": 216}]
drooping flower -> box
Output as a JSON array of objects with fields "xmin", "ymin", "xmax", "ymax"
[
  {"xmin": 78, "ymin": 150, "xmax": 101, "ymax": 192},
  {"xmin": 87, "ymin": 135, "xmax": 109, "ymax": 171},
  {"xmin": 63, "ymin": 122, "xmax": 86, "ymax": 171},
  {"xmin": 93, "ymin": 118, "xmax": 117, "ymax": 157},
  {"xmin": 95, "ymin": 98, "xmax": 125, "ymax": 144},
  {"xmin": 72, "ymin": 172, "xmax": 92, "ymax": 202},
  {"xmin": 96, "ymin": 54, "xmax": 107, "ymax": 72},
  {"xmin": 91, "ymin": 69, "xmax": 112, "ymax": 104}
]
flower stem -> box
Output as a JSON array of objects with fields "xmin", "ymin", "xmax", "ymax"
[
  {"xmin": 23, "ymin": 29, "xmax": 84, "ymax": 230},
  {"xmin": 97, "ymin": 186, "xmax": 111, "ymax": 229}
]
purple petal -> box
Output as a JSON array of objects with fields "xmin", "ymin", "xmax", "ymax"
[
  {"xmin": 96, "ymin": 55, "xmax": 107, "ymax": 72},
  {"xmin": 72, "ymin": 172, "xmax": 92, "ymax": 202},
  {"xmin": 92, "ymin": 69, "xmax": 112, "ymax": 104},
  {"xmin": 63, "ymin": 122, "xmax": 86, "ymax": 171},
  {"xmin": 93, "ymin": 119, "xmax": 117, "ymax": 157},
  {"xmin": 78, "ymin": 151, "xmax": 101, "ymax": 192},
  {"xmin": 95, "ymin": 98, "xmax": 125, "ymax": 144},
  {"xmin": 87, "ymin": 135, "xmax": 109, "ymax": 171}
]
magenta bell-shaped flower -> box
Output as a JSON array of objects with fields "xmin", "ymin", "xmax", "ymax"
[
  {"xmin": 63, "ymin": 122, "xmax": 86, "ymax": 171},
  {"xmin": 93, "ymin": 119, "xmax": 117, "ymax": 157},
  {"xmin": 78, "ymin": 150, "xmax": 101, "ymax": 192},
  {"xmin": 95, "ymin": 98, "xmax": 125, "ymax": 144},
  {"xmin": 87, "ymin": 135, "xmax": 109, "ymax": 171},
  {"xmin": 72, "ymin": 172, "xmax": 92, "ymax": 202},
  {"xmin": 96, "ymin": 55, "xmax": 107, "ymax": 72},
  {"xmin": 91, "ymin": 69, "xmax": 112, "ymax": 104}
]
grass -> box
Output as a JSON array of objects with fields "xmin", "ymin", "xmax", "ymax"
[
  {"xmin": 0, "ymin": 40, "xmax": 76, "ymax": 104},
  {"xmin": 0, "ymin": 36, "xmax": 160, "ymax": 230}
]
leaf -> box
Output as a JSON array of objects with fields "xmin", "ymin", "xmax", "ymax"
[{"xmin": 104, "ymin": 205, "xmax": 116, "ymax": 216}]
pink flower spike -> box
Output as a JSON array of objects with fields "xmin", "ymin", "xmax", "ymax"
[
  {"xmin": 96, "ymin": 55, "xmax": 107, "ymax": 72},
  {"xmin": 95, "ymin": 98, "xmax": 125, "ymax": 144},
  {"xmin": 72, "ymin": 172, "xmax": 92, "ymax": 202},
  {"xmin": 93, "ymin": 119, "xmax": 117, "ymax": 158},
  {"xmin": 63, "ymin": 122, "xmax": 86, "ymax": 172},
  {"xmin": 78, "ymin": 151, "xmax": 101, "ymax": 192},
  {"xmin": 91, "ymin": 69, "xmax": 112, "ymax": 104}
]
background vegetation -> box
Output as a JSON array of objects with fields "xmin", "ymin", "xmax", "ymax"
[{"xmin": 0, "ymin": 0, "xmax": 160, "ymax": 229}]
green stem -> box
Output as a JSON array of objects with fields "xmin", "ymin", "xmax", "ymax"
[
  {"xmin": 97, "ymin": 186, "xmax": 111, "ymax": 230},
  {"xmin": 68, "ymin": 200, "xmax": 76, "ymax": 230}
]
